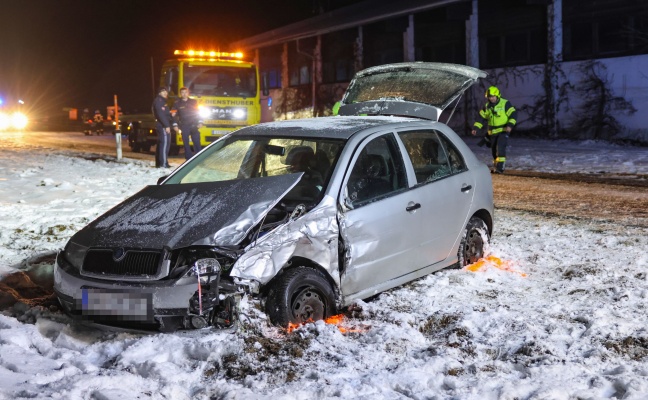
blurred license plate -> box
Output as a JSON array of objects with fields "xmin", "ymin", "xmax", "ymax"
[
  {"xmin": 211, "ymin": 130, "xmax": 220, "ymax": 135},
  {"xmin": 81, "ymin": 289, "xmax": 152, "ymax": 321}
]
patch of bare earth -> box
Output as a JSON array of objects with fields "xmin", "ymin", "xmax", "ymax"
[{"xmin": 492, "ymin": 172, "xmax": 648, "ymax": 227}]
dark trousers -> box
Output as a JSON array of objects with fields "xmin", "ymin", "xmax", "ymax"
[
  {"xmin": 490, "ymin": 133, "xmax": 508, "ymax": 172},
  {"xmin": 180, "ymin": 124, "xmax": 202, "ymax": 160},
  {"xmin": 155, "ymin": 123, "xmax": 170, "ymax": 167}
]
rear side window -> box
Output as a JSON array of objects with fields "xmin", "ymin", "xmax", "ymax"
[
  {"xmin": 440, "ymin": 134, "xmax": 467, "ymax": 174},
  {"xmin": 398, "ymin": 130, "xmax": 466, "ymax": 184}
]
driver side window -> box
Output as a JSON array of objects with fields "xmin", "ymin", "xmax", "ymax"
[{"xmin": 346, "ymin": 134, "xmax": 407, "ymax": 208}]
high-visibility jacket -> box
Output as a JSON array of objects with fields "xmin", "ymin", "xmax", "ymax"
[{"xmin": 473, "ymin": 97, "xmax": 517, "ymax": 135}]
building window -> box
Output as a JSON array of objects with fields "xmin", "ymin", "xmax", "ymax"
[
  {"xmin": 259, "ymin": 45, "xmax": 283, "ymax": 89},
  {"xmin": 414, "ymin": 5, "xmax": 467, "ymax": 64},
  {"xmin": 363, "ymin": 17, "xmax": 407, "ymax": 68},
  {"xmin": 478, "ymin": 0, "xmax": 547, "ymax": 68},
  {"xmin": 322, "ymin": 28, "xmax": 356, "ymax": 83},
  {"xmin": 288, "ymin": 39, "xmax": 315, "ymax": 87},
  {"xmin": 563, "ymin": 0, "xmax": 648, "ymax": 60}
]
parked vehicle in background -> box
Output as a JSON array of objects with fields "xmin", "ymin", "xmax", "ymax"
[
  {"xmin": 0, "ymin": 110, "xmax": 29, "ymax": 131},
  {"xmin": 124, "ymin": 50, "xmax": 266, "ymax": 155},
  {"xmin": 54, "ymin": 63, "xmax": 493, "ymax": 331}
]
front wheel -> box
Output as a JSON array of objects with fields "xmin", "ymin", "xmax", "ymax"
[
  {"xmin": 457, "ymin": 216, "xmax": 489, "ymax": 267},
  {"xmin": 265, "ymin": 266, "xmax": 337, "ymax": 327}
]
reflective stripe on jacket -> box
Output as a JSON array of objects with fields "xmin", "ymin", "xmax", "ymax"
[{"xmin": 473, "ymin": 97, "xmax": 517, "ymax": 135}]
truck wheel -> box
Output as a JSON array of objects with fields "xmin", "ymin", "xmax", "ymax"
[
  {"xmin": 265, "ymin": 266, "xmax": 337, "ymax": 327},
  {"xmin": 131, "ymin": 142, "xmax": 141, "ymax": 152},
  {"xmin": 169, "ymin": 145, "xmax": 180, "ymax": 156},
  {"xmin": 141, "ymin": 143, "xmax": 151, "ymax": 153}
]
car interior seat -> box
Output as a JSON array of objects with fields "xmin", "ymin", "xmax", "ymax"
[
  {"xmin": 417, "ymin": 138, "xmax": 446, "ymax": 182},
  {"xmin": 284, "ymin": 146, "xmax": 323, "ymax": 202}
]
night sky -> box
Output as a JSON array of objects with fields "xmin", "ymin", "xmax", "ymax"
[{"xmin": 0, "ymin": 0, "xmax": 328, "ymax": 118}]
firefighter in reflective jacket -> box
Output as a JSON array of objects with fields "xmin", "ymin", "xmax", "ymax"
[{"xmin": 471, "ymin": 86, "xmax": 517, "ymax": 174}]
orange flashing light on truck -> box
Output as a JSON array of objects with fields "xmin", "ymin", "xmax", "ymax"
[{"xmin": 126, "ymin": 50, "xmax": 266, "ymax": 155}]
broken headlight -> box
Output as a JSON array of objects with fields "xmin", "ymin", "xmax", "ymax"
[
  {"xmin": 63, "ymin": 241, "xmax": 88, "ymax": 270},
  {"xmin": 188, "ymin": 258, "xmax": 221, "ymax": 277}
]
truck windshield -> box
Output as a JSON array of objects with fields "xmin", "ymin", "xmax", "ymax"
[{"xmin": 183, "ymin": 65, "xmax": 257, "ymax": 98}]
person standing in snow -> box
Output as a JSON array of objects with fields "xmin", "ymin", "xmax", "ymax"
[
  {"xmin": 92, "ymin": 110, "xmax": 104, "ymax": 135},
  {"xmin": 471, "ymin": 86, "xmax": 517, "ymax": 174},
  {"xmin": 152, "ymin": 87, "xmax": 173, "ymax": 168},
  {"xmin": 171, "ymin": 87, "xmax": 202, "ymax": 160}
]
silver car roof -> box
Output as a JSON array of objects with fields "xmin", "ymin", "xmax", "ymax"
[{"xmin": 232, "ymin": 115, "xmax": 420, "ymax": 140}]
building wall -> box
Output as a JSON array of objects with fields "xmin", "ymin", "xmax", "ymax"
[
  {"xmin": 472, "ymin": 54, "xmax": 648, "ymax": 140},
  {"xmin": 253, "ymin": 0, "xmax": 648, "ymax": 142}
]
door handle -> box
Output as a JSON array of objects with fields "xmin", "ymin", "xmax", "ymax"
[
  {"xmin": 461, "ymin": 185, "xmax": 472, "ymax": 192},
  {"xmin": 406, "ymin": 202, "xmax": 421, "ymax": 212}
]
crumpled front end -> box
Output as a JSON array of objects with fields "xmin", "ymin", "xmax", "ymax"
[
  {"xmin": 54, "ymin": 247, "xmax": 242, "ymax": 332},
  {"xmin": 230, "ymin": 195, "xmax": 340, "ymax": 293}
]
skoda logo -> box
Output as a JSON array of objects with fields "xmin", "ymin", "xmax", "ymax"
[{"xmin": 113, "ymin": 248, "xmax": 126, "ymax": 261}]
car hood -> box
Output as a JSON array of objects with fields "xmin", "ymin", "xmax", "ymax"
[
  {"xmin": 70, "ymin": 174, "xmax": 301, "ymax": 249},
  {"xmin": 338, "ymin": 62, "xmax": 487, "ymax": 121}
]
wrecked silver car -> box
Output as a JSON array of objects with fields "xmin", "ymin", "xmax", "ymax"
[{"xmin": 54, "ymin": 62, "xmax": 494, "ymax": 331}]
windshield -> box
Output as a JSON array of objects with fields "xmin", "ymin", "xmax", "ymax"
[
  {"xmin": 165, "ymin": 136, "xmax": 346, "ymax": 205},
  {"xmin": 183, "ymin": 65, "xmax": 257, "ymax": 98}
]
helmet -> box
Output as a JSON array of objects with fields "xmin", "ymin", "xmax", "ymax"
[
  {"xmin": 94, "ymin": 110, "xmax": 101, "ymax": 114},
  {"xmin": 485, "ymin": 86, "xmax": 500, "ymax": 98}
]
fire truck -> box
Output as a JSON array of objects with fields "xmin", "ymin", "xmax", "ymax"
[{"xmin": 126, "ymin": 50, "xmax": 265, "ymax": 155}]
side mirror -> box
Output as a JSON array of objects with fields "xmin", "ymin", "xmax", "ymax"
[{"xmin": 157, "ymin": 175, "xmax": 168, "ymax": 185}]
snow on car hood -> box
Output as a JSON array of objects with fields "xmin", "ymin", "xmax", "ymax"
[
  {"xmin": 339, "ymin": 62, "xmax": 487, "ymax": 121},
  {"xmin": 69, "ymin": 174, "xmax": 302, "ymax": 249}
]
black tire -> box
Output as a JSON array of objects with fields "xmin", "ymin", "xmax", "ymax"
[
  {"xmin": 265, "ymin": 266, "xmax": 337, "ymax": 327},
  {"xmin": 457, "ymin": 216, "xmax": 489, "ymax": 267},
  {"xmin": 141, "ymin": 143, "xmax": 151, "ymax": 153},
  {"xmin": 169, "ymin": 145, "xmax": 180, "ymax": 156}
]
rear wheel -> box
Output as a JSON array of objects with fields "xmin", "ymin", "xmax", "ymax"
[
  {"xmin": 457, "ymin": 216, "xmax": 489, "ymax": 267},
  {"xmin": 265, "ymin": 266, "xmax": 337, "ymax": 327}
]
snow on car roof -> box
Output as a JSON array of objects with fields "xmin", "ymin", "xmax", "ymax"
[{"xmin": 233, "ymin": 115, "xmax": 420, "ymax": 139}]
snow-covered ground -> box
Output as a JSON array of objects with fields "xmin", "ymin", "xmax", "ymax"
[
  {"xmin": 469, "ymin": 137, "xmax": 648, "ymax": 175},
  {"xmin": 0, "ymin": 134, "xmax": 647, "ymax": 399}
]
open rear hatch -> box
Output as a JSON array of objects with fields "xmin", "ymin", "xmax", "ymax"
[{"xmin": 338, "ymin": 62, "xmax": 487, "ymax": 121}]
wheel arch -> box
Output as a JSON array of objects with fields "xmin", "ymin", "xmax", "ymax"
[
  {"xmin": 261, "ymin": 256, "xmax": 340, "ymax": 300},
  {"xmin": 472, "ymin": 208, "xmax": 493, "ymax": 236}
]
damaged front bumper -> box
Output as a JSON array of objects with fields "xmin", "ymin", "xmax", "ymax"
[{"xmin": 53, "ymin": 253, "xmax": 241, "ymax": 332}]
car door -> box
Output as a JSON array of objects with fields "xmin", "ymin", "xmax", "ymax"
[
  {"xmin": 396, "ymin": 128, "xmax": 475, "ymax": 264},
  {"xmin": 339, "ymin": 132, "xmax": 425, "ymax": 296}
]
